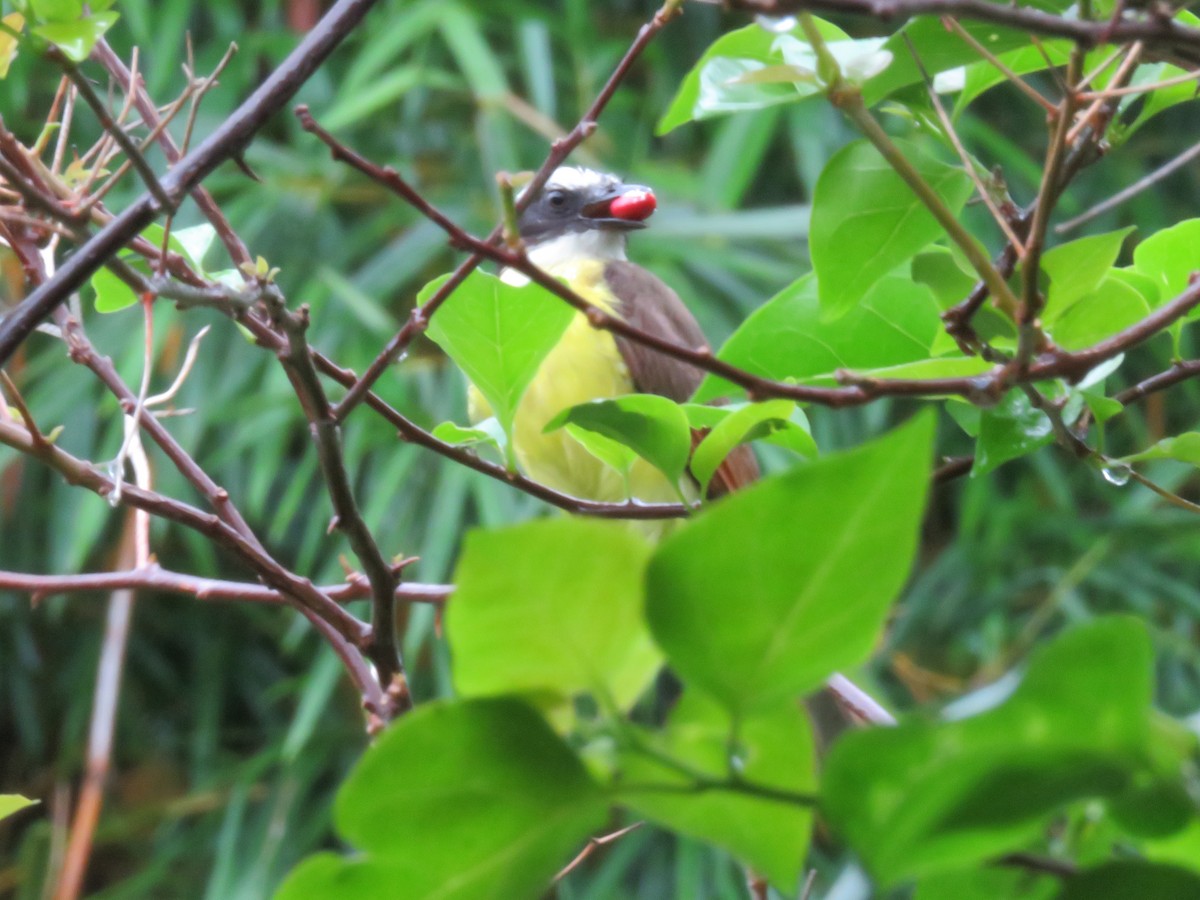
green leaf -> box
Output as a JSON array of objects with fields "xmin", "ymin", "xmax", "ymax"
[
  {"xmin": 822, "ymin": 618, "xmax": 1160, "ymax": 884},
  {"xmin": 276, "ymin": 698, "xmax": 608, "ymax": 900},
  {"xmin": 1132, "ymin": 218, "xmax": 1200, "ymax": 305},
  {"xmin": 864, "ymin": 19, "xmax": 1039, "ymax": 107},
  {"xmin": 92, "ymin": 264, "xmax": 139, "ymax": 313},
  {"xmin": 423, "ymin": 270, "xmax": 575, "ymax": 459},
  {"xmin": 694, "ymin": 273, "xmax": 942, "ymax": 401},
  {"xmin": 691, "ymin": 400, "xmax": 815, "ymax": 496},
  {"xmin": 657, "ymin": 18, "xmax": 849, "ymax": 134},
  {"xmin": 810, "ymin": 139, "xmax": 974, "ymax": 317},
  {"xmin": 916, "ymin": 867, "xmax": 1057, "ymax": 900},
  {"xmin": 29, "ymin": 0, "xmax": 82, "ymax": 23},
  {"xmin": 562, "ymin": 423, "xmax": 638, "ymax": 490},
  {"xmin": 431, "ymin": 419, "xmax": 505, "ymax": 457},
  {"xmin": 1055, "ymin": 862, "xmax": 1200, "ymax": 900},
  {"xmin": 1047, "ymin": 275, "xmax": 1149, "ymax": 352},
  {"xmin": 545, "ymin": 394, "xmax": 692, "ymax": 492},
  {"xmin": 447, "ymin": 519, "xmax": 659, "ymax": 711},
  {"xmin": 0, "ymin": 13, "xmax": 24, "ymax": 80},
  {"xmin": 1122, "ymin": 432, "xmax": 1200, "ymax": 466},
  {"xmin": 975, "ymin": 388, "xmax": 1054, "ymax": 475},
  {"xmin": 618, "ymin": 692, "xmax": 814, "ymax": 892},
  {"xmin": 0, "ymin": 794, "xmax": 37, "ymax": 821},
  {"xmin": 646, "ymin": 412, "xmax": 934, "ymax": 714},
  {"xmin": 947, "ymin": 41, "xmax": 1072, "ymax": 115},
  {"xmin": 1040, "ymin": 227, "xmax": 1135, "ymax": 323},
  {"xmin": 32, "ymin": 11, "xmax": 117, "ymax": 62}
]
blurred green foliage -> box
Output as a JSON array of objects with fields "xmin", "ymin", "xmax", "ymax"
[{"xmin": 1, "ymin": 0, "xmax": 1200, "ymax": 897}]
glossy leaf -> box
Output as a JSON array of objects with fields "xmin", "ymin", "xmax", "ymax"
[
  {"xmin": 423, "ymin": 270, "xmax": 575, "ymax": 454},
  {"xmin": 618, "ymin": 692, "xmax": 814, "ymax": 892},
  {"xmin": 646, "ymin": 413, "xmax": 934, "ymax": 714},
  {"xmin": 447, "ymin": 519, "xmax": 659, "ymax": 710},
  {"xmin": 975, "ymin": 389, "xmax": 1054, "ymax": 475},
  {"xmin": 823, "ymin": 618, "xmax": 1163, "ymax": 884},
  {"xmin": 694, "ymin": 273, "xmax": 942, "ymax": 401},
  {"xmin": 811, "ymin": 139, "xmax": 974, "ymax": 316},
  {"xmin": 275, "ymin": 698, "xmax": 607, "ymax": 900},
  {"xmin": 545, "ymin": 394, "xmax": 692, "ymax": 491}
]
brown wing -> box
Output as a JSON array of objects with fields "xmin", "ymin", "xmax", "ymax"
[{"xmin": 604, "ymin": 261, "xmax": 759, "ymax": 497}]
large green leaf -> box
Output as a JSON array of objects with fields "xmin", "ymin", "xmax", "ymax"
[
  {"xmin": 822, "ymin": 618, "xmax": 1173, "ymax": 884},
  {"xmin": 423, "ymin": 270, "xmax": 575, "ymax": 462},
  {"xmin": 618, "ymin": 692, "xmax": 814, "ymax": 892},
  {"xmin": 810, "ymin": 139, "xmax": 974, "ymax": 317},
  {"xmin": 694, "ymin": 272, "xmax": 942, "ymax": 401},
  {"xmin": 646, "ymin": 413, "xmax": 934, "ymax": 714},
  {"xmin": 447, "ymin": 519, "xmax": 659, "ymax": 711},
  {"xmin": 275, "ymin": 698, "xmax": 608, "ymax": 900},
  {"xmin": 545, "ymin": 394, "xmax": 692, "ymax": 492}
]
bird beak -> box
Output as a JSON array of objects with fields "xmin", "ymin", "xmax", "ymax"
[{"xmin": 581, "ymin": 183, "xmax": 657, "ymax": 230}]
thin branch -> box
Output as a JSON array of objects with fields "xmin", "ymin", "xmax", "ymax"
[
  {"xmin": 1114, "ymin": 359, "xmax": 1200, "ymax": 405},
  {"xmin": 1057, "ymin": 138, "xmax": 1200, "ymax": 234},
  {"xmin": 261, "ymin": 286, "xmax": 410, "ymax": 713},
  {"xmin": 554, "ymin": 822, "xmax": 643, "ymax": 882},
  {"xmin": 0, "ymin": 564, "xmax": 450, "ymax": 607},
  {"xmin": 0, "ymin": 0, "xmax": 384, "ymax": 365}
]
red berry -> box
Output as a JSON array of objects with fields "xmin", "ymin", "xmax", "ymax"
[{"xmin": 609, "ymin": 189, "xmax": 656, "ymax": 221}]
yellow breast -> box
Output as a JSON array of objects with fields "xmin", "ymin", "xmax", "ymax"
[{"xmin": 468, "ymin": 259, "xmax": 681, "ymax": 506}]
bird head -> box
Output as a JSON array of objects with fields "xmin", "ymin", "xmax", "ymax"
[{"xmin": 518, "ymin": 167, "xmax": 657, "ymax": 251}]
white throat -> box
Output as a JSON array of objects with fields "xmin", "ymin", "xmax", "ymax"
[{"xmin": 528, "ymin": 229, "xmax": 628, "ymax": 270}]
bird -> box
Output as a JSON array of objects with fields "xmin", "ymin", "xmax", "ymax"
[{"xmin": 468, "ymin": 166, "xmax": 758, "ymax": 509}]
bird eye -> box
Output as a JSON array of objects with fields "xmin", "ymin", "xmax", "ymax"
[{"xmin": 546, "ymin": 190, "xmax": 567, "ymax": 210}]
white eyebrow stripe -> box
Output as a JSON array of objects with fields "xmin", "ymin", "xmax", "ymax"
[{"xmin": 545, "ymin": 166, "xmax": 619, "ymax": 193}]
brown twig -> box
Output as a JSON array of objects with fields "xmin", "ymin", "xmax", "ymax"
[
  {"xmin": 554, "ymin": 822, "xmax": 643, "ymax": 881},
  {"xmin": 262, "ymin": 286, "xmax": 410, "ymax": 713},
  {"xmin": 0, "ymin": 564, "xmax": 450, "ymax": 606}
]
